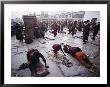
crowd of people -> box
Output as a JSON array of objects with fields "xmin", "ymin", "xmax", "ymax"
[
  {"xmin": 12, "ymin": 17, "xmax": 100, "ymax": 76},
  {"xmin": 11, "ymin": 22, "xmax": 24, "ymax": 41},
  {"xmin": 49, "ymin": 19, "xmax": 100, "ymax": 44},
  {"xmin": 32, "ymin": 21, "xmax": 48, "ymax": 38},
  {"xmin": 11, "ymin": 18, "xmax": 100, "ymax": 44}
]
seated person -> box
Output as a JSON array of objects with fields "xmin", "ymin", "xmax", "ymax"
[
  {"xmin": 63, "ymin": 44, "xmax": 96, "ymax": 70},
  {"xmin": 52, "ymin": 43, "xmax": 65, "ymax": 58},
  {"xmin": 27, "ymin": 49, "xmax": 49, "ymax": 76}
]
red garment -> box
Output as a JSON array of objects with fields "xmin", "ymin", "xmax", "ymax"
[
  {"xmin": 52, "ymin": 44, "xmax": 61, "ymax": 51},
  {"xmin": 75, "ymin": 51, "xmax": 86, "ymax": 65}
]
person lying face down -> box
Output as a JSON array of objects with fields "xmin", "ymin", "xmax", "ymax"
[
  {"xmin": 63, "ymin": 44, "xmax": 96, "ymax": 69},
  {"xmin": 27, "ymin": 49, "xmax": 48, "ymax": 76},
  {"xmin": 52, "ymin": 43, "xmax": 65, "ymax": 58}
]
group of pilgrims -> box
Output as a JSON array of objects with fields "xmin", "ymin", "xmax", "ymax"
[
  {"xmin": 50, "ymin": 19, "xmax": 100, "ymax": 44},
  {"xmin": 18, "ymin": 43, "xmax": 98, "ymax": 76},
  {"xmin": 11, "ymin": 18, "xmax": 100, "ymax": 44},
  {"xmin": 12, "ymin": 18, "xmax": 100, "ymax": 76}
]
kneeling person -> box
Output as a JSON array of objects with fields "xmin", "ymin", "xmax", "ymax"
[
  {"xmin": 27, "ymin": 49, "xmax": 49, "ymax": 76},
  {"xmin": 52, "ymin": 43, "xmax": 65, "ymax": 58}
]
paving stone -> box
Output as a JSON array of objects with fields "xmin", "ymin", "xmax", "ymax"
[
  {"xmin": 17, "ymin": 68, "xmax": 31, "ymax": 77},
  {"xmin": 82, "ymin": 43, "xmax": 99, "ymax": 58},
  {"xmin": 46, "ymin": 58, "xmax": 64, "ymax": 77},
  {"xmin": 11, "ymin": 53, "xmax": 28, "ymax": 69}
]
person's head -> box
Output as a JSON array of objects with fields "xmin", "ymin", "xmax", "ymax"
[
  {"xmin": 34, "ymin": 49, "xmax": 39, "ymax": 53},
  {"xmin": 32, "ymin": 50, "xmax": 39, "ymax": 58},
  {"xmin": 28, "ymin": 49, "xmax": 35, "ymax": 52},
  {"xmin": 87, "ymin": 20, "xmax": 90, "ymax": 22},
  {"xmin": 84, "ymin": 21, "xmax": 87, "ymax": 24}
]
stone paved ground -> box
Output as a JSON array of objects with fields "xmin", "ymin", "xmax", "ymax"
[{"xmin": 11, "ymin": 28, "xmax": 100, "ymax": 77}]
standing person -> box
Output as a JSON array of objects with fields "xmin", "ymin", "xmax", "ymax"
[
  {"xmin": 44, "ymin": 21, "xmax": 48, "ymax": 32},
  {"xmin": 33, "ymin": 22, "xmax": 39, "ymax": 38},
  {"xmin": 83, "ymin": 20, "xmax": 91, "ymax": 44},
  {"xmin": 74, "ymin": 21, "xmax": 78, "ymax": 32},
  {"xmin": 27, "ymin": 49, "xmax": 49, "ymax": 76},
  {"xmin": 15, "ymin": 23, "xmax": 23, "ymax": 41},
  {"xmin": 40, "ymin": 22, "xmax": 46, "ymax": 38},
  {"xmin": 11, "ymin": 22, "xmax": 16, "ymax": 36},
  {"xmin": 77, "ymin": 21, "xmax": 82, "ymax": 32},
  {"xmin": 64, "ymin": 20, "xmax": 67, "ymax": 27},
  {"xmin": 61, "ymin": 21, "xmax": 64, "ymax": 31},
  {"xmin": 92, "ymin": 22, "xmax": 100, "ymax": 40},
  {"xmin": 68, "ymin": 21, "xmax": 72, "ymax": 34},
  {"xmin": 52, "ymin": 43, "xmax": 65, "ymax": 58},
  {"xmin": 39, "ymin": 22, "xmax": 43, "ymax": 38},
  {"xmin": 71, "ymin": 22, "xmax": 75, "ymax": 36},
  {"xmin": 57, "ymin": 21, "xmax": 60, "ymax": 33},
  {"xmin": 53, "ymin": 22, "xmax": 58, "ymax": 37}
]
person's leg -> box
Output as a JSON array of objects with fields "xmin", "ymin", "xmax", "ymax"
[
  {"xmin": 86, "ymin": 35, "xmax": 89, "ymax": 42},
  {"xmin": 54, "ymin": 31, "xmax": 57, "ymax": 37},
  {"xmin": 83, "ymin": 57, "xmax": 92, "ymax": 65},
  {"xmin": 85, "ymin": 32, "xmax": 89, "ymax": 41},
  {"xmin": 33, "ymin": 64, "xmax": 38, "ymax": 76},
  {"xmin": 72, "ymin": 31, "xmax": 74, "ymax": 36},
  {"xmin": 29, "ymin": 65, "xmax": 35, "ymax": 76},
  {"xmin": 68, "ymin": 28, "xmax": 71, "ymax": 34},
  {"xmin": 71, "ymin": 31, "xmax": 73, "ymax": 36},
  {"xmin": 82, "ymin": 55, "xmax": 94, "ymax": 70},
  {"xmin": 61, "ymin": 26, "xmax": 63, "ymax": 31},
  {"xmin": 53, "ymin": 31, "xmax": 55, "ymax": 37},
  {"xmin": 83, "ymin": 35, "xmax": 86, "ymax": 44},
  {"xmin": 58, "ymin": 28, "xmax": 60, "ymax": 33},
  {"xmin": 92, "ymin": 31, "xmax": 95, "ymax": 40},
  {"xmin": 92, "ymin": 31, "xmax": 98, "ymax": 40}
]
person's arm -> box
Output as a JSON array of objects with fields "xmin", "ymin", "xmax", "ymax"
[
  {"xmin": 66, "ymin": 44, "xmax": 71, "ymax": 48},
  {"xmin": 27, "ymin": 51, "xmax": 30, "ymax": 62},
  {"xmin": 39, "ymin": 53, "xmax": 49, "ymax": 68},
  {"xmin": 60, "ymin": 47, "xmax": 65, "ymax": 56}
]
